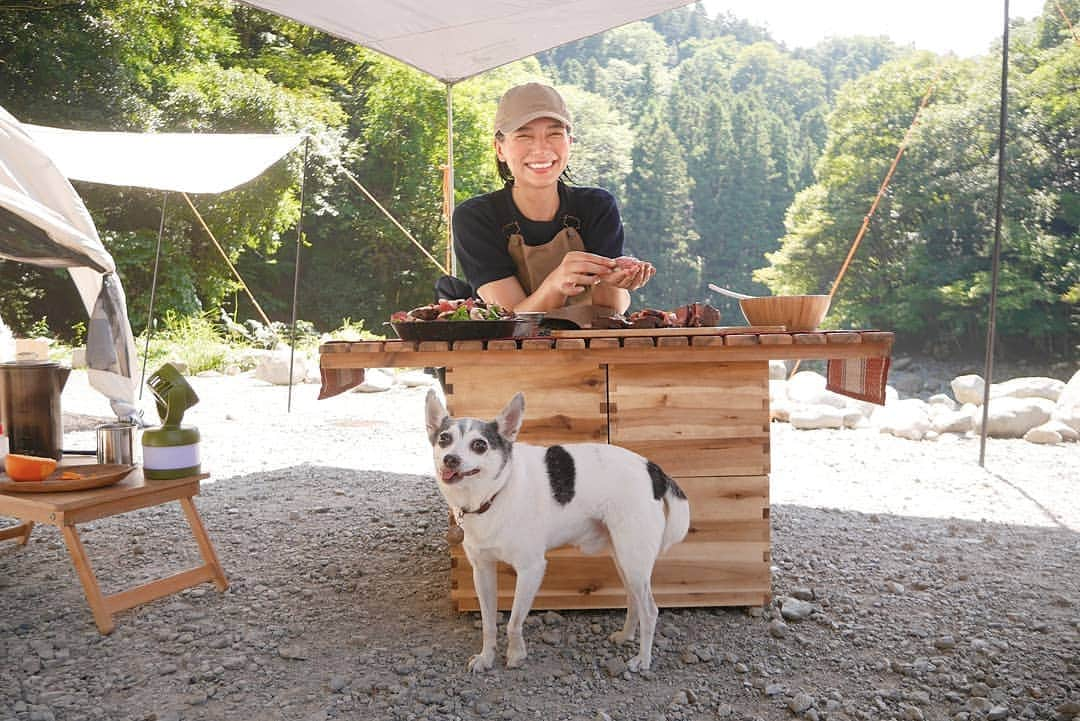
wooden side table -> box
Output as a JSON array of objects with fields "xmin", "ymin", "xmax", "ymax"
[{"xmin": 0, "ymin": 466, "xmax": 228, "ymax": 634}]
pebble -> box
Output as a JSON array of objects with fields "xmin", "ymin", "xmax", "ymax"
[{"xmin": 789, "ymin": 692, "xmax": 815, "ymax": 713}]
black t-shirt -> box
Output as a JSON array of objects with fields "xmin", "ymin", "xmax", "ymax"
[{"xmin": 452, "ymin": 181, "xmax": 624, "ymax": 291}]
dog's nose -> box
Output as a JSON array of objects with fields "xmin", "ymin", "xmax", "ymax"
[{"xmin": 443, "ymin": 454, "xmax": 461, "ymax": 470}]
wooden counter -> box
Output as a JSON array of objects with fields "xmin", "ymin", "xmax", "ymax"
[{"xmin": 321, "ymin": 327, "xmax": 893, "ymax": 611}]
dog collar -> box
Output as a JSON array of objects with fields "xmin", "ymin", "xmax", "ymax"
[{"xmin": 460, "ymin": 491, "xmax": 499, "ymax": 516}]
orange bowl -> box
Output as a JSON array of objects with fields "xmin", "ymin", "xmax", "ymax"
[
  {"xmin": 739, "ymin": 295, "xmax": 830, "ymax": 332},
  {"xmin": 4, "ymin": 453, "xmax": 58, "ymax": 482}
]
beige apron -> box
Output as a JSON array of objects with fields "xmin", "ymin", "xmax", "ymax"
[{"xmin": 505, "ymin": 219, "xmax": 615, "ymax": 328}]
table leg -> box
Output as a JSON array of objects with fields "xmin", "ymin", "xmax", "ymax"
[
  {"xmin": 60, "ymin": 526, "xmax": 114, "ymax": 634},
  {"xmin": 180, "ymin": 497, "xmax": 228, "ymax": 591},
  {"xmin": 0, "ymin": 521, "xmax": 33, "ymax": 545}
]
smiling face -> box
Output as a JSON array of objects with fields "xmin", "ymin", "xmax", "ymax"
[{"xmin": 495, "ymin": 117, "xmax": 572, "ymax": 191}]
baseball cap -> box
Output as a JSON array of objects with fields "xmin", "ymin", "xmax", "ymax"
[{"xmin": 493, "ymin": 82, "xmax": 572, "ymax": 136}]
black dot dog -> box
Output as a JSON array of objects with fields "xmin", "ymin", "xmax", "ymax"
[{"xmin": 425, "ymin": 390, "xmax": 690, "ymax": 673}]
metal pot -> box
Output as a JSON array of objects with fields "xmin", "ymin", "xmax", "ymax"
[{"xmin": 0, "ymin": 361, "xmax": 71, "ymax": 460}]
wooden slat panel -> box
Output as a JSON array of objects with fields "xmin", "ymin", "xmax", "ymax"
[
  {"xmin": 450, "ymin": 542, "xmax": 770, "ymax": 611},
  {"xmin": 522, "ymin": 338, "xmax": 555, "ymax": 350},
  {"xmin": 793, "ymin": 333, "xmax": 826, "ymax": 345},
  {"xmin": 453, "ymin": 340, "xmax": 484, "ymax": 351},
  {"xmin": 619, "ymin": 438, "xmax": 768, "ymax": 477},
  {"xmin": 691, "ymin": 335, "xmax": 724, "ymax": 347},
  {"xmin": 418, "ymin": 341, "xmax": 450, "ymax": 352},
  {"xmin": 555, "ymin": 339, "xmax": 587, "ymax": 350},
  {"xmin": 657, "ymin": 336, "xmax": 689, "ymax": 348},
  {"xmin": 487, "ymin": 339, "xmax": 518, "ymax": 351},
  {"xmin": 725, "ymin": 334, "xmax": 759, "ymax": 346},
  {"xmin": 446, "ymin": 363, "xmax": 606, "ymax": 445},
  {"xmin": 452, "ymin": 588, "xmax": 770, "ymax": 611},
  {"xmin": 587, "ymin": 338, "xmax": 620, "ymax": 349},
  {"xmin": 758, "ymin": 333, "xmax": 794, "ymax": 346},
  {"xmin": 678, "ymin": 475, "xmax": 769, "ymax": 522},
  {"xmin": 825, "ymin": 332, "xmax": 861, "ymax": 344}
]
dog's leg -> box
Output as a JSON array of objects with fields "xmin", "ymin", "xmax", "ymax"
[
  {"xmin": 505, "ymin": 558, "xmax": 546, "ymax": 668},
  {"xmin": 468, "ymin": 558, "xmax": 498, "ymax": 673},
  {"xmin": 624, "ymin": 576, "xmax": 659, "ymax": 672},
  {"xmin": 609, "ymin": 558, "xmax": 638, "ymax": 646}
]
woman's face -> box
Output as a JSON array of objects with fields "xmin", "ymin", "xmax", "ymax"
[{"xmin": 495, "ymin": 117, "xmax": 571, "ymax": 191}]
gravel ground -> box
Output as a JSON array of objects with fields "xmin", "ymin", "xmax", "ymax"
[{"xmin": 1, "ymin": 369, "xmax": 1077, "ymax": 721}]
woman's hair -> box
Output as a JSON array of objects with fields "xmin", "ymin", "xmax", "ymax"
[{"xmin": 494, "ymin": 131, "xmax": 575, "ymax": 185}]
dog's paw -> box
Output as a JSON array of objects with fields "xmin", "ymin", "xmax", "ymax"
[
  {"xmin": 468, "ymin": 652, "xmax": 495, "ymax": 673},
  {"xmin": 609, "ymin": 629, "xmax": 634, "ymax": 645},
  {"xmin": 506, "ymin": 645, "xmax": 528, "ymax": 669},
  {"xmin": 627, "ymin": 654, "xmax": 652, "ymax": 673}
]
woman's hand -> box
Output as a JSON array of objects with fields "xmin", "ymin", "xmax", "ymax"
[
  {"xmin": 542, "ymin": 251, "xmax": 619, "ymax": 297},
  {"xmin": 599, "ymin": 256, "xmax": 655, "ymax": 291}
]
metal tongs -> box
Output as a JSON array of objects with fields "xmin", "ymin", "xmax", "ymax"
[{"xmin": 707, "ymin": 283, "xmax": 754, "ymax": 300}]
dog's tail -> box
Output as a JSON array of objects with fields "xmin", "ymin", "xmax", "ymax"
[{"xmin": 658, "ymin": 469, "xmax": 690, "ymax": 554}]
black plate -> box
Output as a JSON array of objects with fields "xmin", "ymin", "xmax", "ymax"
[{"xmin": 390, "ymin": 319, "xmax": 528, "ymax": 342}]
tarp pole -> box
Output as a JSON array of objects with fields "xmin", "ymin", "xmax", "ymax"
[
  {"xmin": 287, "ymin": 137, "xmax": 310, "ymax": 413},
  {"xmin": 979, "ymin": 0, "xmax": 1010, "ymax": 467},
  {"xmin": 139, "ymin": 191, "xmax": 168, "ymax": 400},
  {"xmin": 446, "ymin": 82, "xmax": 456, "ymax": 277}
]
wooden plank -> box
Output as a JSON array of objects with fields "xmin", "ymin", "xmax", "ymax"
[
  {"xmin": 587, "ymin": 338, "xmax": 620, "ymax": 349},
  {"xmin": 319, "ymin": 341, "xmax": 354, "ymax": 353},
  {"xmin": 678, "ymin": 475, "xmax": 769, "ymax": 522},
  {"xmin": 446, "ymin": 364, "xmax": 606, "ymax": 445},
  {"xmin": 657, "ymin": 336, "xmax": 689, "ymax": 348},
  {"xmin": 618, "ymin": 438, "xmax": 769, "ymax": 477},
  {"xmin": 691, "ymin": 335, "xmax": 724, "ymax": 347},
  {"xmin": 554, "ymin": 339, "xmax": 587, "ymax": 350},
  {"xmin": 759, "ymin": 333, "xmax": 794, "ymax": 346},
  {"xmin": 452, "ymin": 340, "xmax": 484, "ymax": 351},
  {"xmin": 793, "ymin": 333, "xmax": 827, "ymax": 345},
  {"xmin": 487, "ymin": 339, "xmax": 519, "ymax": 351},
  {"xmin": 320, "ymin": 340, "xmax": 894, "ymax": 369},
  {"xmin": 550, "ymin": 325, "xmax": 785, "ymax": 338},
  {"xmin": 521, "ymin": 338, "xmax": 555, "ymax": 350},
  {"xmin": 825, "ymin": 332, "xmax": 861, "ymax": 344},
  {"xmin": 623, "ymin": 337, "xmax": 654, "ymax": 348},
  {"xmin": 418, "ymin": 341, "xmax": 450, "ymax": 352},
  {"xmin": 452, "ymin": 588, "xmax": 770, "ymax": 611},
  {"xmin": 724, "ymin": 334, "xmax": 759, "ymax": 346},
  {"xmin": 104, "ymin": 566, "xmax": 217, "ymax": 615}
]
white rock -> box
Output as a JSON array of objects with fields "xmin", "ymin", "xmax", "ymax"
[
  {"xmin": 1023, "ymin": 426, "xmax": 1062, "ymax": 444},
  {"xmin": 770, "ymin": 398, "xmax": 791, "ymax": 423},
  {"xmin": 71, "ymin": 347, "xmax": 87, "ymax": 369},
  {"xmin": 842, "ymin": 409, "xmax": 868, "ymax": 429},
  {"xmin": 397, "ymin": 370, "xmax": 438, "ymax": 388},
  {"xmin": 884, "ymin": 385, "xmax": 900, "ymax": 405},
  {"xmin": 1032, "ymin": 419, "xmax": 1078, "ymax": 442},
  {"xmin": 972, "ymin": 397, "xmax": 1055, "ymax": 438},
  {"xmin": 928, "ymin": 393, "xmax": 957, "ymax": 410},
  {"xmin": 254, "ymin": 350, "xmax": 307, "ymax": 386},
  {"xmin": 351, "ymin": 368, "xmax": 394, "ymax": 393},
  {"xmin": 787, "ymin": 371, "xmax": 827, "ymax": 403},
  {"xmin": 769, "ymin": 360, "xmax": 788, "ymax": 380},
  {"xmin": 1052, "ymin": 369, "xmax": 1080, "ymax": 433},
  {"xmin": 931, "ymin": 409, "xmax": 974, "ymax": 434},
  {"xmin": 951, "ymin": 375, "xmax": 985, "ymax": 405},
  {"xmin": 873, "ymin": 399, "xmax": 931, "ymax": 440},
  {"xmin": 790, "ymin": 405, "xmax": 845, "ymax": 430},
  {"xmin": 991, "ymin": 376, "xmax": 1065, "ymax": 402}
]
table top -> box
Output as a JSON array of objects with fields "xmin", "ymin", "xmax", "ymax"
[
  {"xmin": 320, "ymin": 328, "xmax": 894, "ymax": 369},
  {"xmin": 0, "ymin": 465, "xmax": 208, "ymax": 524}
]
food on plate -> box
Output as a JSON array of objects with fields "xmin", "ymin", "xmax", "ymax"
[
  {"xmin": 5, "ymin": 453, "xmax": 58, "ymax": 482},
  {"xmin": 60, "ymin": 471, "xmax": 84, "ymax": 480},
  {"xmin": 391, "ymin": 299, "xmax": 513, "ymax": 323},
  {"xmin": 593, "ymin": 302, "xmax": 721, "ymax": 330}
]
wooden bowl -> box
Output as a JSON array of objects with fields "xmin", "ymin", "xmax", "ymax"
[{"xmin": 739, "ymin": 295, "xmax": 830, "ymax": 332}]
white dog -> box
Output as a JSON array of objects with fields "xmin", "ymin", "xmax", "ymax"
[{"xmin": 425, "ymin": 389, "xmax": 690, "ymax": 673}]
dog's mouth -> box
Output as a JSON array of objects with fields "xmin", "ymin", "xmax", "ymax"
[{"xmin": 440, "ymin": 467, "xmax": 480, "ymax": 484}]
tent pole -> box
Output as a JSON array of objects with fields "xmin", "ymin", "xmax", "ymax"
[
  {"xmin": 287, "ymin": 137, "xmax": 310, "ymax": 413},
  {"xmin": 979, "ymin": 0, "xmax": 1010, "ymax": 467},
  {"xmin": 139, "ymin": 191, "xmax": 169, "ymax": 400},
  {"xmin": 446, "ymin": 82, "xmax": 456, "ymax": 277}
]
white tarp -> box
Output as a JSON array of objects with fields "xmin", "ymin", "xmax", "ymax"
[
  {"xmin": 238, "ymin": 0, "xmax": 697, "ymax": 83},
  {"xmin": 24, "ymin": 125, "xmax": 304, "ymax": 194},
  {"xmin": 0, "ymin": 106, "xmax": 139, "ymax": 417}
]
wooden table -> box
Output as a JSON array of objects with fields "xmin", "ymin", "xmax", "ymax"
[
  {"xmin": 0, "ymin": 465, "xmax": 228, "ymax": 633},
  {"xmin": 321, "ymin": 327, "xmax": 893, "ymax": 612}
]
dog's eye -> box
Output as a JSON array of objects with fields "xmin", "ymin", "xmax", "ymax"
[
  {"xmin": 438, "ymin": 432, "xmax": 453, "ymax": 447},
  {"xmin": 470, "ymin": 439, "xmax": 487, "ymax": 454}
]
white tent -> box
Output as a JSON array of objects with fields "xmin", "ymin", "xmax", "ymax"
[
  {"xmin": 238, "ymin": 0, "xmax": 699, "ymax": 83},
  {"xmin": 0, "ymin": 107, "xmax": 305, "ymax": 415}
]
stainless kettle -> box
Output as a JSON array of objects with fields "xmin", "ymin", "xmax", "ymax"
[{"xmin": 0, "ymin": 361, "xmax": 71, "ymax": 460}]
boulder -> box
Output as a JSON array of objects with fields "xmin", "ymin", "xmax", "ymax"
[
  {"xmin": 1023, "ymin": 425, "xmax": 1062, "ymax": 445},
  {"xmin": 789, "ymin": 405, "xmax": 845, "ymax": 430},
  {"xmin": 351, "ymin": 367, "xmax": 394, "ymax": 393},
  {"xmin": 1034, "ymin": 419, "xmax": 1078, "ymax": 442},
  {"xmin": 927, "ymin": 393, "xmax": 957, "ymax": 411},
  {"xmin": 873, "ymin": 399, "xmax": 931, "ymax": 440},
  {"xmin": 972, "ymin": 397, "xmax": 1055, "ymax": 438},
  {"xmin": 769, "ymin": 360, "xmax": 788, "ymax": 380},
  {"xmin": 254, "ymin": 350, "xmax": 307, "ymax": 386},
  {"xmin": 1052, "ymin": 369, "xmax": 1080, "ymax": 433},
  {"xmin": 991, "ymin": 376, "xmax": 1065, "ymax": 403},
  {"xmin": 397, "ymin": 370, "xmax": 438, "ymax": 388},
  {"xmin": 930, "ymin": 407, "xmax": 975, "ymax": 435},
  {"xmin": 787, "ymin": 371, "xmax": 827, "ymax": 404},
  {"xmin": 951, "ymin": 374, "xmax": 985, "ymax": 405}
]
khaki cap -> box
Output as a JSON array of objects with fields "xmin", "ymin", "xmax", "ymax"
[{"xmin": 493, "ymin": 82, "xmax": 572, "ymax": 136}]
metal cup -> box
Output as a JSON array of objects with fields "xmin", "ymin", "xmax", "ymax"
[{"xmin": 96, "ymin": 422, "xmax": 135, "ymax": 465}]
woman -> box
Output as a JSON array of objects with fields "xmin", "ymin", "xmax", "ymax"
[{"xmin": 451, "ymin": 82, "xmax": 654, "ymax": 324}]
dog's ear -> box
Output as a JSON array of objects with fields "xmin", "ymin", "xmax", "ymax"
[
  {"xmin": 495, "ymin": 392, "xmax": 526, "ymax": 443},
  {"xmin": 425, "ymin": 389, "xmax": 448, "ymax": 438}
]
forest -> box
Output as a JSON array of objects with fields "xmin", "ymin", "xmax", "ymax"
[{"xmin": 1, "ymin": 0, "xmax": 1077, "ymax": 360}]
